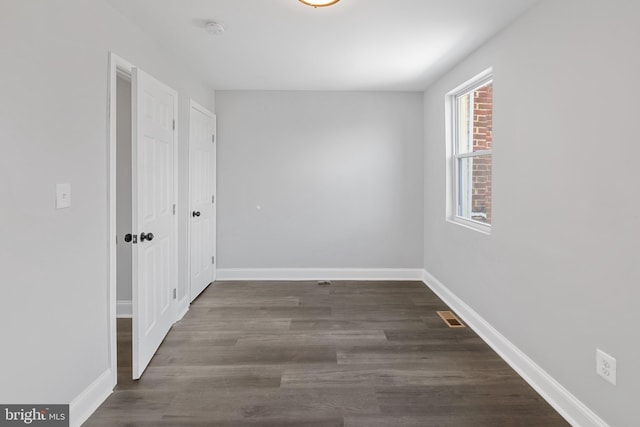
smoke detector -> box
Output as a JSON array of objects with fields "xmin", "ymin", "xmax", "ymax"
[{"xmin": 205, "ymin": 21, "xmax": 225, "ymax": 35}]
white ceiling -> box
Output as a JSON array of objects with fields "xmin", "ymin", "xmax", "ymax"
[{"xmin": 105, "ymin": 0, "xmax": 539, "ymax": 91}]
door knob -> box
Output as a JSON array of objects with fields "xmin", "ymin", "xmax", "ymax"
[
  {"xmin": 140, "ymin": 232, "xmax": 154, "ymax": 242},
  {"xmin": 192, "ymin": 211, "xmax": 201, "ymax": 217},
  {"xmin": 124, "ymin": 233, "xmax": 132, "ymax": 243}
]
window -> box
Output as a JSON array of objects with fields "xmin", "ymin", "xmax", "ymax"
[{"xmin": 448, "ymin": 69, "xmax": 493, "ymax": 232}]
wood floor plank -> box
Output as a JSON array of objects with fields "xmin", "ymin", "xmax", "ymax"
[
  {"xmin": 290, "ymin": 319, "xmax": 428, "ymax": 331},
  {"xmin": 329, "ymin": 281, "xmax": 426, "ymax": 290},
  {"xmin": 178, "ymin": 306, "xmax": 332, "ymax": 321},
  {"xmin": 337, "ymin": 343, "xmax": 500, "ymax": 365},
  {"xmin": 87, "ymin": 281, "xmax": 569, "ymax": 426},
  {"xmin": 281, "ymin": 364, "xmax": 517, "ymax": 388},
  {"xmin": 164, "ymin": 387, "xmax": 379, "ymax": 419},
  {"xmin": 88, "ymin": 419, "xmax": 344, "ymax": 427},
  {"xmin": 235, "ymin": 330, "xmax": 387, "ymax": 346},
  {"xmin": 114, "ymin": 365, "xmax": 283, "ymax": 392},
  {"xmin": 171, "ymin": 319, "xmax": 292, "ymax": 331},
  {"xmin": 85, "ymin": 389, "xmax": 175, "ymax": 422},
  {"xmin": 383, "ymin": 329, "xmax": 483, "ymax": 344},
  {"xmin": 345, "ymin": 414, "xmax": 565, "ymax": 427},
  {"xmin": 375, "ymin": 384, "xmax": 562, "ymax": 418},
  {"xmin": 193, "ymin": 296, "xmax": 301, "ymax": 308},
  {"xmin": 151, "ymin": 344, "xmax": 338, "ymax": 366},
  {"xmin": 329, "ymin": 305, "xmax": 438, "ymax": 321},
  {"xmin": 297, "ymin": 294, "xmax": 419, "ymax": 307}
]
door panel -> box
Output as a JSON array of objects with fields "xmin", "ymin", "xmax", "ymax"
[
  {"xmin": 189, "ymin": 103, "xmax": 216, "ymax": 302},
  {"xmin": 132, "ymin": 68, "xmax": 177, "ymax": 380}
]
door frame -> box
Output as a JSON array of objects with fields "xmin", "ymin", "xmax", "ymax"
[
  {"xmin": 187, "ymin": 99, "xmax": 216, "ymax": 302},
  {"xmin": 107, "ymin": 52, "xmax": 133, "ymax": 388},
  {"xmin": 107, "ymin": 52, "xmax": 180, "ymax": 385}
]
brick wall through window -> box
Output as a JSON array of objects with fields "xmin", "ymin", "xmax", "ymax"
[{"xmin": 471, "ymin": 84, "xmax": 492, "ymax": 223}]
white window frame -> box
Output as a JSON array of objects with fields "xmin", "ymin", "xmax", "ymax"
[{"xmin": 446, "ymin": 68, "xmax": 493, "ymax": 234}]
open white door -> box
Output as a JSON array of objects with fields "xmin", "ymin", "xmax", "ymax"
[
  {"xmin": 131, "ymin": 68, "xmax": 178, "ymax": 380},
  {"xmin": 189, "ymin": 101, "xmax": 216, "ymax": 302}
]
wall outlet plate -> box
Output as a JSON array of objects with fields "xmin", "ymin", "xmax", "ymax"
[{"xmin": 596, "ymin": 349, "xmax": 617, "ymax": 386}]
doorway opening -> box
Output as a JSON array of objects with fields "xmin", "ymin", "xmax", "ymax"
[
  {"xmin": 107, "ymin": 53, "xmax": 135, "ymax": 389},
  {"xmin": 115, "ymin": 72, "xmax": 134, "ymax": 384},
  {"xmin": 107, "ymin": 52, "xmax": 180, "ymax": 386}
]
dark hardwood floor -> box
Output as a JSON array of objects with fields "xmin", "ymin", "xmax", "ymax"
[{"xmin": 86, "ymin": 281, "xmax": 568, "ymax": 426}]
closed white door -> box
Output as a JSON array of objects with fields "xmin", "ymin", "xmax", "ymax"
[
  {"xmin": 131, "ymin": 68, "xmax": 178, "ymax": 380},
  {"xmin": 189, "ymin": 101, "xmax": 216, "ymax": 301}
]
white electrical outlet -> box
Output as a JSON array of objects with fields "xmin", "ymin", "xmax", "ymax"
[{"xmin": 596, "ymin": 349, "xmax": 617, "ymax": 385}]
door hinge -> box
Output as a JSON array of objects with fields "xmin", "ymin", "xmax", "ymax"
[
  {"xmin": 172, "ymin": 288, "xmax": 177, "ymax": 299},
  {"xmin": 212, "ymin": 134, "xmax": 215, "ymax": 143},
  {"xmin": 172, "ymin": 119, "xmax": 176, "ymax": 130},
  {"xmin": 212, "ymin": 195, "xmax": 215, "ymax": 204},
  {"xmin": 173, "ymin": 204, "xmax": 176, "ymax": 215},
  {"xmin": 212, "ymin": 256, "xmax": 215, "ymax": 265}
]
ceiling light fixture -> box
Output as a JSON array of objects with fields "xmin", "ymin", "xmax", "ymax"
[
  {"xmin": 205, "ymin": 21, "xmax": 225, "ymax": 35},
  {"xmin": 298, "ymin": 0, "xmax": 341, "ymax": 8}
]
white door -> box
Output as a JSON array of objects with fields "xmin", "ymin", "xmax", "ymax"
[
  {"xmin": 131, "ymin": 68, "xmax": 178, "ymax": 380},
  {"xmin": 189, "ymin": 101, "xmax": 216, "ymax": 301}
]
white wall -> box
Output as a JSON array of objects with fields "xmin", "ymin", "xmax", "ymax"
[
  {"xmin": 423, "ymin": 0, "xmax": 640, "ymax": 425},
  {"xmin": 0, "ymin": 0, "xmax": 214, "ymax": 409},
  {"xmin": 116, "ymin": 77, "xmax": 132, "ymax": 303},
  {"xmin": 216, "ymin": 91, "xmax": 424, "ymax": 270}
]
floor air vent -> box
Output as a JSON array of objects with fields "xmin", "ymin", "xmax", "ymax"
[{"xmin": 437, "ymin": 311, "xmax": 466, "ymax": 328}]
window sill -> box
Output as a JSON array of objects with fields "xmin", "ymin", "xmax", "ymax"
[{"xmin": 447, "ymin": 217, "xmax": 491, "ymax": 235}]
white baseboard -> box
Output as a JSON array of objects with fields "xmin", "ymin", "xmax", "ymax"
[
  {"xmin": 421, "ymin": 270, "xmax": 608, "ymax": 427},
  {"xmin": 217, "ymin": 268, "xmax": 424, "ymax": 281},
  {"xmin": 116, "ymin": 300, "xmax": 132, "ymax": 318},
  {"xmin": 69, "ymin": 368, "xmax": 113, "ymax": 427},
  {"xmin": 175, "ymin": 296, "xmax": 190, "ymax": 322}
]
